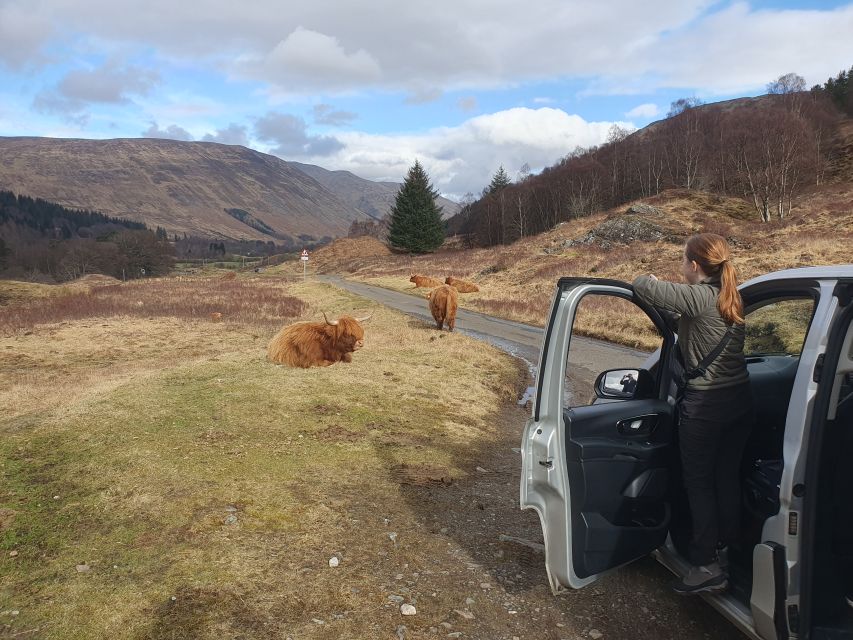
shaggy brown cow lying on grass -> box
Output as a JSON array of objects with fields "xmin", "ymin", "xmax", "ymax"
[
  {"xmin": 410, "ymin": 274, "xmax": 443, "ymax": 288},
  {"xmin": 267, "ymin": 312, "xmax": 371, "ymax": 367},
  {"xmin": 428, "ymin": 284, "xmax": 458, "ymax": 331},
  {"xmin": 445, "ymin": 276, "xmax": 479, "ymax": 293}
]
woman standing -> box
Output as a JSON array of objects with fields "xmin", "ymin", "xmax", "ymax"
[{"xmin": 633, "ymin": 233, "xmax": 753, "ymax": 595}]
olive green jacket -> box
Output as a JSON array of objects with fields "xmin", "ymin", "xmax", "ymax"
[{"xmin": 632, "ymin": 275, "xmax": 749, "ymax": 390}]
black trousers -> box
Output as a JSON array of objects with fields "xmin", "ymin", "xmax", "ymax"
[{"xmin": 678, "ymin": 383, "xmax": 754, "ymax": 566}]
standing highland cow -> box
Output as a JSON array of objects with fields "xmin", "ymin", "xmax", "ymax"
[
  {"xmin": 267, "ymin": 313, "xmax": 371, "ymax": 368},
  {"xmin": 428, "ymin": 284, "xmax": 458, "ymax": 331},
  {"xmin": 445, "ymin": 276, "xmax": 479, "ymax": 293}
]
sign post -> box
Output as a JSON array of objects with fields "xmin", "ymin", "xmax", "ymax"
[{"xmin": 300, "ymin": 248, "xmax": 309, "ymax": 281}]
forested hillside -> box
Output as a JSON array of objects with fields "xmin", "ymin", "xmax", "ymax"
[
  {"xmin": 0, "ymin": 191, "xmax": 173, "ymax": 281},
  {"xmin": 455, "ymin": 68, "xmax": 853, "ymax": 247}
]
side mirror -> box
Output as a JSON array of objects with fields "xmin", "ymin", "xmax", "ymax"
[{"xmin": 594, "ymin": 368, "xmax": 654, "ymax": 400}]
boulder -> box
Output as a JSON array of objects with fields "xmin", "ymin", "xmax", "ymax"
[
  {"xmin": 562, "ymin": 216, "xmax": 666, "ymax": 249},
  {"xmin": 626, "ymin": 203, "xmax": 664, "ymax": 216}
]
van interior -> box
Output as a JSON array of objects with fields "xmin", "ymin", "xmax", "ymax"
[{"xmin": 808, "ymin": 311, "xmax": 853, "ymax": 639}]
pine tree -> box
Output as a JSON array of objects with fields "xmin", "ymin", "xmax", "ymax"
[
  {"xmin": 387, "ymin": 160, "xmax": 445, "ymax": 253},
  {"xmin": 488, "ymin": 165, "xmax": 511, "ymax": 193}
]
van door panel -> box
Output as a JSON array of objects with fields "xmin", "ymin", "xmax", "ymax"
[{"xmin": 521, "ymin": 278, "xmax": 676, "ymax": 591}]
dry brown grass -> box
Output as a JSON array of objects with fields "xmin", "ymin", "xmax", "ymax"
[
  {"xmin": 305, "ymin": 236, "xmax": 391, "ymax": 274},
  {"xmin": 0, "ymin": 275, "xmax": 120, "ymax": 307},
  {"xmin": 307, "ymin": 189, "xmax": 852, "ymax": 345},
  {"xmin": 0, "ymin": 276, "xmax": 306, "ymax": 334},
  {"xmin": 0, "ymin": 277, "xmax": 527, "ymax": 639}
]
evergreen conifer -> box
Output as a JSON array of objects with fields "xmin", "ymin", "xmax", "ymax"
[
  {"xmin": 387, "ymin": 160, "xmax": 444, "ymax": 253},
  {"xmin": 488, "ymin": 165, "xmax": 511, "ymax": 193}
]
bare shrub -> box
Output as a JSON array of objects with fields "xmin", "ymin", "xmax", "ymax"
[
  {"xmin": 700, "ymin": 219, "xmax": 734, "ymax": 237},
  {"xmin": 0, "ymin": 277, "xmax": 307, "ymax": 334}
]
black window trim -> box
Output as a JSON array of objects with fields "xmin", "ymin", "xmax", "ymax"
[
  {"xmin": 742, "ymin": 289, "xmax": 821, "ymax": 358},
  {"xmin": 534, "ymin": 277, "xmax": 674, "ymax": 421}
]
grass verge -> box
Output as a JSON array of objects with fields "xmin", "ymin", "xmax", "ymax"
[{"xmin": 0, "ymin": 276, "xmax": 525, "ymax": 639}]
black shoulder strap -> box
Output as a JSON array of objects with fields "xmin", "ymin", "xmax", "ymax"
[{"xmin": 684, "ymin": 325, "xmax": 736, "ymax": 381}]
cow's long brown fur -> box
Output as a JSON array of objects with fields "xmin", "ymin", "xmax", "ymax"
[
  {"xmin": 410, "ymin": 274, "xmax": 443, "ymax": 288},
  {"xmin": 445, "ymin": 276, "xmax": 479, "ymax": 293},
  {"xmin": 267, "ymin": 315, "xmax": 365, "ymax": 367},
  {"xmin": 428, "ymin": 285, "xmax": 458, "ymax": 331}
]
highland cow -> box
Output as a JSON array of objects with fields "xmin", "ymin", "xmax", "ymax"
[
  {"xmin": 428, "ymin": 284, "xmax": 458, "ymax": 331},
  {"xmin": 267, "ymin": 313, "xmax": 371, "ymax": 368},
  {"xmin": 409, "ymin": 274, "xmax": 443, "ymax": 288},
  {"xmin": 445, "ymin": 276, "xmax": 479, "ymax": 293}
]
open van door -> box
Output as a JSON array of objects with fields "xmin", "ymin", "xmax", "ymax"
[{"xmin": 521, "ymin": 278, "xmax": 676, "ymax": 592}]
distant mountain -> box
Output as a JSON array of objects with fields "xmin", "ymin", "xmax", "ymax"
[
  {"xmin": 290, "ymin": 162, "xmax": 461, "ymax": 220},
  {"xmin": 0, "ymin": 137, "xmax": 375, "ymax": 241}
]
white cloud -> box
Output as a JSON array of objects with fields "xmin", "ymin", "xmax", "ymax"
[
  {"xmin": 312, "ymin": 104, "xmax": 357, "ymax": 126},
  {"xmin": 238, "ymin": 26, "xmax": 381, "ymax": 92},
  {"xmin": 456, "ymin": 96, "xmax": 478, "ymax": 112},
  {"xmin": 404, "ymin": 87, "xmax": 443, "ymax": 105},
  {"xmin": 58, "ymin": 62, "xmax": 159, "ymax": 104},
  {"xmin": 5, "ymin": 1, "xmax": 852, "ymax": 97},
  {"xmin": 532, "ymin": 97, "xmax": 555, "ymax": 104},
  {"xmin": 202, "ymin": 123, "xmax": 249, "ymax": 146},
  {"xmin": 254, "ymin": 112, "xmax": 344, "ymax": 156},
  {"xmin": 625, "ymin": 103, "xmax": 660, "ymax": 118},
  {"xmin": 33, "ymin": 61, "xmax": 159, "ymax": 121},
  {"xmin": 0, "ymin": 4, "xmax": 52, "ymax": 70},
  {"xmin": 651, "ymin": 3, "xmax": 853, "ymax": 94},
  {"xmin": 271, "ymin": 107, "xmax": 632, "ymax": 199},
  {"xmin": 142, "ymin": 122, "xmax": 193, "ymax": 141}
]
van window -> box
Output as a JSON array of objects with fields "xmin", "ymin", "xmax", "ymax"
[
  {"xmin": 744, "ymin": 298, "xmax": 815, "ymax": 356},
  {"xmin": 564, "ymin": 294, "xmax": 663, "ymax": 408}
]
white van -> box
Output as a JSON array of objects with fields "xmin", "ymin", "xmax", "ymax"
[{"xmin": 521, "ymin": 266, "xmax": 853, "ymax": 640}]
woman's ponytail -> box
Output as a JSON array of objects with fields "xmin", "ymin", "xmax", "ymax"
[
  {"xmin": 685, "ymin": 233, "xmax": 744, "ymax": 325},
  {"xmin": 717, "ymin": 260, "xmax": 744, "ymax": 325}
]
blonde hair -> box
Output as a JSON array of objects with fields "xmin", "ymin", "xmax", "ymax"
[{"xmin": 685, "ymin": 233, "xmax": 744, "ymax": 325}]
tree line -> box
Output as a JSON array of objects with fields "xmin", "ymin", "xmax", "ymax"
[
  {"xmin": 172, "ymin": 235, "xmax": 332, "ymax": 261},
  {"xmin": 0, "ymin": 191, "xmax": 173, "ymax": 281},
  {"xmin": 453, "ymin": 68, "xmax": 851, "ymax": 247}
]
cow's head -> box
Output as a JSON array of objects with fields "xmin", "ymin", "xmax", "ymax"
[
  {"xmin": 323, "ymin": 312, "xmax": 371, "ymax": 352},
  {"xmin": 409, "ymin": 274, "xmax": 418, "ymax": 283}
]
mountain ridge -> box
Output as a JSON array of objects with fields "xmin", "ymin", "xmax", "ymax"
[
  {"xmin": 0, "ymin": 136, "xmax": 415, "ymax": 241},
  {"xmin": 289, "ymin": 161, "xmax": 460, "ymax": 221}
]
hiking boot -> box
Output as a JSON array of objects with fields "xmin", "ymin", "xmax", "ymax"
[{"xmin": 672, "ymin": 562, "xmax": 728, "ymax": 595}]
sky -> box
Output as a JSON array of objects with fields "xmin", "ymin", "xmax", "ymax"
[{"xmin": 0, "ymin": 0, "xmax": 851, "ymax": 201}]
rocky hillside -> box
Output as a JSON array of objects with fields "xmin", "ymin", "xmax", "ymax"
[{"xmin": 0, "ymin": 137, "xmax": 375, "ymax": 241}]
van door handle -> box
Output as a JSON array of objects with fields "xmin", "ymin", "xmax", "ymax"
[{"xmin": 616, "ymin": 415, "xmax": 658, "ymax": 436}]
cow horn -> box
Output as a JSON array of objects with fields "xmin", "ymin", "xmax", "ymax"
[
  {"xmin": 355, "ymin": 313, "xmax": 373, "ymax": 323},
  {"xmin": 323, "ymin": 312, "xmax": 339, "ymax": 326}
]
